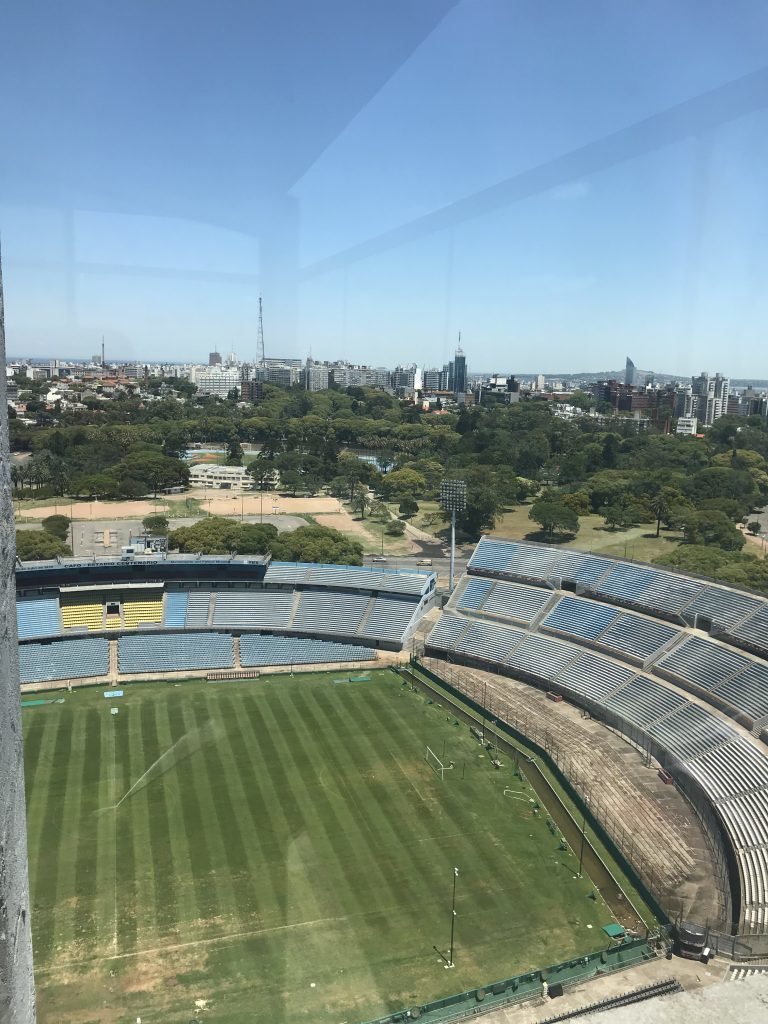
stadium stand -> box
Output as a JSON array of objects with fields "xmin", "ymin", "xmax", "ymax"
[
  {"xmin": 184, "ymin": 590, "xmax": 212, "ymax": 627},
  {"xmin": 163, "ymin": 590, "xmax": 188, "ymax": 628},
  {"xmin": 292, "ymin": 589, "xmax": 371, "ymax": 635},
  {"xmin": 123, "ymin": 594, "xmax": 163, "ymax": 628},
  {"xmin": 730, "ymin": 606, "xmax": 768, "ymax": 656},
  {"xmin": 456, "ymin": 619, "xmax": 525, "ymax": 662},
  {"xmin": 19, "ymin": 636, "xmax": 109, "ymax": 682},
  {"xmin": 212, "ymin": 589, "xmax": 295, "ymax": 629},
  {"xmin": 541, "ymin": 595, "xmax": 620, "ymax": 641},
  {"xmin": 712, "ymin": 663, "xmax": 768, "ymax": 724},
  {"xmin": 455, "ymin": 577, "xmax": 493, "ymax": 611},
  {"xmin": 359, "ymin": 595, "xmax": 420, "ymax": 643},
  {"xmin": 239, "ymin": 634, "xmax": 371, "ymax": 667},
  {"xmin": 118, "ymin": 632, "xmax": 233, "ymax": 673},
  {"xmin": 425, "ymin": 612, "xmax": 469, "ymax": 651},
  {"xmin": 479, "ymin": 580, "xmax": 553, "ymax": 624},
  {"xmin": 556, "ymin": 652, "xmax": 635, "ymax": 702},
  {"xmin": 263, "ymin": 561, "xmax": 433, "ymax": 596},
  {"xmin": 684, "ymin": 587, "xmax": 763, "ymax": 631},
  {"xmin": 508, "ymin": 632, "xmax": 581, "ymax": 680},
  {"xmin": 595, "ymin": 612, "xmax": 680, "ymax": 663},
  {"xmin": 656, "ymin": 635, "xmax": 752, "ymax": 692},
  {"xmin": 603, "ymin": 674, "xmax": 688, "ymax": 729},
  {"xmin": 60, "ymin": 597, "xmax": 103, "ymax": 631},
  {"xmin": 16, "ymin": 596, "xmax": 61, "ymax": 639}
]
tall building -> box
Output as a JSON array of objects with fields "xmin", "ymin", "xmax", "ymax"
[
  {"xmin": 691, "ymin": 371, "xmax": 730, "ymax": 426},
  {"xmin": 625, "ymin": 357, "xmax": 636, "ymax": 387},
  {"xmin": 303, "ymin": 361, "xmax": 331, "ymax": 391},
  {"xmin": 452, "ymin": 346, "xmax": 467, "ymax": 396},
  {"xmin": 0, "ymin": 250, "xmax": 37, "ymax": 1020},
  {"xmin": 208, "ymin": 351, "xmax": 222, "ymax": 366}
]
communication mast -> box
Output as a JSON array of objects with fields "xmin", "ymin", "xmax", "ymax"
[{"xmin": 257, "ymin": 295, "xmax": 265, "ymax": 366}]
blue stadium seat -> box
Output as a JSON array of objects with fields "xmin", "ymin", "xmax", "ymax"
[
  {"xmin": 16, "ymin": 597, "xmax": 61, "ymax": 639},
  {"xmin": 118, "ymin": 633, "xmax": 233, "ymax": 672},
  {"xmin": 19, "ymin": 637, "xmax": 109, "ymax": 682}
]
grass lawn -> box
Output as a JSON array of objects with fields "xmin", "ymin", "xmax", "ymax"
[
  {"xmin": 25, "ymin": 671, "xmax": 613, "ymax": 1024},
  {"xmin": 492, "ymin": 505, "xmax": 683, "ymax": 563}
]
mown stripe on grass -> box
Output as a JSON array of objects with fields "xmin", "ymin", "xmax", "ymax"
[
  {"xmin": 113, "ymin": 702, "xmax": 138, "ymax": 954},
  {"xmin": 216, "ymin": 693, "xmax": 289, "ymax": 927},
  {"xmin": 31, "ymin": 709, "xmax": 75, "ymax": 965},
  {"xmin": 189, "ymin": 697, "xmax": 260, "ymax": 926},
  {"xmin": 278, "ymin": 688, "xmax": 401, "ymax": 931},
  {"xmin": 177, "ymin": 697, "xmax": 239, "ymax": 931},
  {"xmin": 153, "ymin": 696, "xmax": 198, "ymax": 939},
  {"xmin": 71, "ymin": 708, "xmax": 102, "ymax": 956},
  {"xmin": 307, "ymin": 689, "xmax": 427, "ymax": 914},
  {"xmin": 164, "ymin": 696, "xmax": 219, "ymax": 925},
  {"xmin": 138, "ymin": 699, "xmax": 178, "ymax": 937},
  {"xmin": 258, "ymin": 687, "xmax": 382, "ymax": 982},
  {"xmin": 47, "ymin": 708, "xmax": 86, "ymax": 966}
]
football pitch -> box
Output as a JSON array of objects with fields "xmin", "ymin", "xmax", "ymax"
[{"xmin": 24, "ymin": 669, "xmax": 613, "ymax": 1024}]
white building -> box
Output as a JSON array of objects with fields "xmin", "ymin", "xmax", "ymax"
[
  {"xmin": 188, "ymin": 464, "xmax": 253, "ymax": 489},
  {"xmin": 676, "ymin": 416, "xmax": 698, "ymax": 436},
  {"xmin": 195, "ymin": 368, "xmax": 242, "ymax": 398}
]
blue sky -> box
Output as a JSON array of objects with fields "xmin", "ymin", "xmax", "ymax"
[{"xmin": 2, "ymin": 0, "xmax": 768, "ymax": 376}]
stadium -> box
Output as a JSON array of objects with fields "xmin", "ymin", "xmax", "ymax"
[{"xmin": 15, "ymin": 541, "xmax": 768, "ymax": 1023}]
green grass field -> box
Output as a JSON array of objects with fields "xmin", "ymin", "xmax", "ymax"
[{"xmin": 25, "ymin": 670, "xmax": 613, "ymax": 1024}]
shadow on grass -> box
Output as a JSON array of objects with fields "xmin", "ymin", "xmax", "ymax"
[{"xmin": 524, "ymin": 529, "xmax": 578, "ymax": 545}]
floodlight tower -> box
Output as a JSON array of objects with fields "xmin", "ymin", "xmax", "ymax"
[
  {"xmin": 257, "ymin": 295, "xmax": 265, "ymax": 367},
  {"xmin": 440, "ymin": 479, "xmax": 467, "ymax": 592}
]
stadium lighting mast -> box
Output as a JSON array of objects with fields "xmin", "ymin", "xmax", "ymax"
[
  {"xmin": 449, "ymin": 866, "xmax": 459, "ymax": 967},
  {"xmin": 440, "ymin": 480, "xmax": 466, "ymax": 592}
]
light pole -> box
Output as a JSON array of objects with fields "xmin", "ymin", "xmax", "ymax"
[
  {"xmin": 578, "ymin": 812, "xmax": 587, "ymax": 878},
  {"xmin": 440, "ymin": 480, "xmax": 467, "ymax": 593},
  {"xmin": 449, "ymin": 866, "xmax": 459, "ymax": 968}
]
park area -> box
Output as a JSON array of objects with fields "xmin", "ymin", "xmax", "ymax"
[{"xmin": 25, "ymin": 670, "xmax": 614, "ymax": 1024}]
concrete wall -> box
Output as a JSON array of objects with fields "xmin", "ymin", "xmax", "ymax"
[{"xmin": 0, "ymin": 253, "xmax": 36, "ymax": 1022}]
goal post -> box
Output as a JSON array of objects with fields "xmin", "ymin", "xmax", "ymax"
[{"xmin": 425, "ymin": 746, "xmax": 454, "ymax": 780}]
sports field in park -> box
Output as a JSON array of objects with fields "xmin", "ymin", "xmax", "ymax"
[{"xmin": 25, "ymin": 669, "xmax": 613, "ymax": 1024}]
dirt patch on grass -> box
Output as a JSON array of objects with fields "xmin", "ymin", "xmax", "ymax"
[{"xmin": 314, "ymin": 511, "xmax": 369, "ymax": 537}]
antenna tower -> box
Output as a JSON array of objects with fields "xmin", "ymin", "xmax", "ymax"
[{"xmin": 257, "ymin": 295, "xmax": 265, "ymax": 366}]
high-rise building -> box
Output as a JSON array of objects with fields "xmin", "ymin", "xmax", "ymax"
[
  {"xmin": 208, "ymin": 351, "xmax": 222, "ymax": 366},
  {"xmin": 691, "ymin": 371, "xmax": 729, "ymax": 426},
  {"xmin": 303, "ymin": 361, "xmax": 331, "ymax": 391},
  {"xmin": 453, "ymin": 346, "xmax": 467, "ymax": 396},
  {"xmin": 625, "ymin": 357, "xmax": 636, "ymax": 387}
]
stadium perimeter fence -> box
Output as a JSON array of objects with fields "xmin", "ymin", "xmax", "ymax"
[{"xmin": 359, "ymin": 937, "xmax": 656, "ymax": 1024}]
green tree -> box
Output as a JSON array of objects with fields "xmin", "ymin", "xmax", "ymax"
[
  {"xmin": 385, "ymin": 518, "xmax": 406, "ymax": 536},
  {"xmin": 747, "ymin": 521, "xmax": 762, "ymax": 536},
  {"xmin": 682, "ymin": 510, "xmax": 745, "ymax": 551},
  {"xmin": 142, "ymin": 514, "xmax": 170, "ymax": 536},
  {"xmin": 169, "ymin": 517, "xmax": 277, "ymax": 554},
  {"xmin": 16, "ymin": 529, "xmax": 72, "ymax": 560},
  {"xmin": 528, "ymin": 498, "xmax": 579, "ymax": 539},
  {"xmin": 350, "ymin": 487, "xmax": 372, "ymax": 519},
  {"xmin": 41, "ymin": 514, "xmax": 70, "ymax": 541},
  {"xmin": 380, "ymin": 468, "xmax": 426, "ymax": 500},
  {"xmin": 271, "ymin": 525, "xmax": 364, "ymax": 565},
  {"xmin": 226, "ymin": 434, "xmax": 244, "ymax": 466},
  {"xmin": 398, "ymin": 495, "xmax": 419, "ymax": 518}
]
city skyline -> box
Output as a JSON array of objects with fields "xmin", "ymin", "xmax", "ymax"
[{"xmin": 3, "ymin": 2, "xmax": 768, "ymax": 373}]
